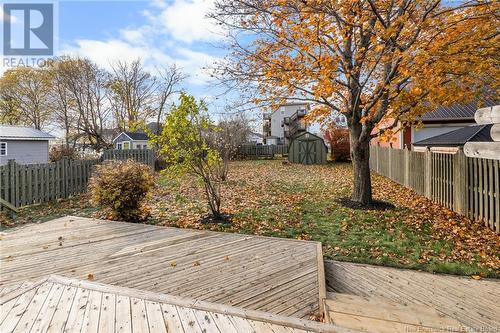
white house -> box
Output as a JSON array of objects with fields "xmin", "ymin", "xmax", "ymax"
[
  {"xmin": 262, "ymin": 103, "xmax": 310, "ymax": 145},
  {"xmin": 0, "ymin": 126, "xmax": 55, "ymax": 165},
  {"xmin": 112, "ymin": 132, "xmax": 150, "ymax": 150},
  {"xmin": 248, "ymin": 132, "xmax": 264, "ymax": 144}
]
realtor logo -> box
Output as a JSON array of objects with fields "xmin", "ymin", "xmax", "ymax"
[{"xmin": 3, "ymin": 3, "xmax": 54, "ymax": 56}]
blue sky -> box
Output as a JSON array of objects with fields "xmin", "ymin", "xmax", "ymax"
[{"xmin": 2, "ymin": 0, "xmax": 230, "ymax": 113}]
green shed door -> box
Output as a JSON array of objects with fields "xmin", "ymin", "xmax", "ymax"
[{"xmin": 298, "ymin": 140, "xmax": 317, "ymax": 164}]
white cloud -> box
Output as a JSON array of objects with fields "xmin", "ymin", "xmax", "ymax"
[
  {"xmin": 61, "ymin": 39, "xmax": 153, "ymax": 69},
  {"xmin": 150, "ymin": 0, "xmax": 168, "ymax": 9},
  {"xmin": 176, "ymin": 48, "xmax": 219, "ymax": 85},
  {"xmin": 120, "ymin": 27, "xmax": 149, "ymax": 45},
  {"xmin": 61, "ymin": 39, "xmax": 220, "ymax": 87},
  {"xmin": 151, "ymin": 0, "xmax": 224, "ymax": 43}
]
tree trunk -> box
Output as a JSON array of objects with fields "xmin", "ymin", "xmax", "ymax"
[{"xmin": 349, "ymin": 126, "xmax": 372, "ymax": 205}]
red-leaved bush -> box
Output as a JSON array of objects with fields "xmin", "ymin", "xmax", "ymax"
[{"xmin": 323, "ymin": 125, "xmax": 350, "ymax": 161}]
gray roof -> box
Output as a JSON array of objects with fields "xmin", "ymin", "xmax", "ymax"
[
  {"xmin": 0, "ymin": 125, "xmax": 55, "ymax": 141},
  {"xmin": 421, "ymin": 93, "xmax": 498, "ymax": 121},
  {"xmin": 413, "ymin": 124, "xmax": 492, "ymax": 147},
  {"xmin": 124, "ymin": 132, "xmax": 149, "ymax": 141},
  {"xmin": 250, "ymin": 132, "xmax": 264, "ymax": 138}
]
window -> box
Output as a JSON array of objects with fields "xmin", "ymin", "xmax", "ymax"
[
  {"xmin": 123, "ymin": 142, "xmax": 130, "ymax": 149},
  {"xmin": 143, "ymin": 144, "xmax": 148, "ymax": 149},
  {"xmin": 0, "ymin": 142, "xmax": 7, "ymax": 156},
  {"xmin": 117, "ymin": 143, "xmax": 122, "ymax": 150}
]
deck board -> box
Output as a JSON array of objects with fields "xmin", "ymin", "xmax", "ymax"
[
  {"xmin": 0, "ymin": 276, "xmax": 349, "ymax": 333},
  {"xmin": 0, "ymin": 216, "xmax": 325, "ymax": 319},
  {"xmin": 325, "ymin": 260, "xmax": 500, "ymax": 330}
]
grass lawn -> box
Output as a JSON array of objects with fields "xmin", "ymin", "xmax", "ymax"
[{"xmin": 2, "ymin": 159, "xmax": 499, "ymax": 278}]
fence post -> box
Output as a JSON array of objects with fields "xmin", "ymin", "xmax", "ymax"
[
  {"xmin": 453, "ymin": 149, "xmax": 467, "ymax": 215},
  {"xmin": 404, "ymin": 149, "xmax": 410, "ymax": 187},
  {"xmin": 424, "ymin": 150, "xmax": 432, "ymax": 199},
  {"xmin": 388, "ymin": 148, "xmax": 393, "ymax": 179},
  {"xmin": 8, "ymin": 159, "xmax": 18, "ymax": 207}
]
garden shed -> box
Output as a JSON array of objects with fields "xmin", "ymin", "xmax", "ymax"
[{"xmin": 288, "ymin": 131, "xmax": 328, "ymax": 165}]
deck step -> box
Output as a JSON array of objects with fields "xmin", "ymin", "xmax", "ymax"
[{"xmin": 324, "ymin": 292, "xmax": 464, "ymax": 332}]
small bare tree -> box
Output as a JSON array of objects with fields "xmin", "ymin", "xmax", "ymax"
[
  {"xmin": 154, "ymin": 64, "xmax": 187, "ymax": 135},
  {"xmin": 207, "ymin": 114, "xmax": 253, "ymax": 180}
]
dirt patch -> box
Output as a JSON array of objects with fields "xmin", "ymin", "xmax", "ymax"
[{"xmin": 336, "ymin": 197, "xmax": 396, "ymax": 211}]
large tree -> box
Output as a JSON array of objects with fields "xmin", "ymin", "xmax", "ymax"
[
  {"xmin": 0, "ymin": 67, "xmax": 52, "ymax": 130},
  {"xmin": 46, "ymin": 59, "xmax": 79, "ymax": 147},
  {"xmin": 109, "ymin": 59, "xmax": 157, "ymax": 132},
  {"xmin": 57, "ymin": 57, "xmax": 113, "ymax": 151},
  {"xmin": 212, "ymin": 0, "xmax": 498, "ymax": 204}
]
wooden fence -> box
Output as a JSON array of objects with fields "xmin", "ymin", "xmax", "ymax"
[
  {"xmin": 370, "ymin": 146, "xmax": 499, "ymax": 233},
  {"xmin": 0, "ymin": 149, "xmax": 155, "ymax": 210},
  {"xmin": 237, "ymin": 144, "xmax": 289, "ymax": 158},
  {"xmin": 102, "ymin": 149, "xmax": 155, "ymax": 169}
]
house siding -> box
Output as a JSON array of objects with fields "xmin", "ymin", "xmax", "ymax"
[
  {"xmin": 114, "ymin": 133, "xmax": 132, "ymax": 143},
  {"xmin": 115, "ymin": 140, "xmax": 149, "ymax": 149},
  {"xmin": 271, "ymin": 105, "xmax": 305, "ymax": 142},
  {"xmin": 0, "ymin": 140, "xmax": 49, "ymax": 165}
]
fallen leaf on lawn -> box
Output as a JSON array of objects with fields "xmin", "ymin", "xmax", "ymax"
[
  {"xmin": 471, "ymin": 275, "xmax": 482, "ymax": 280},
  {"xmin": 170, "ymin": 261, "xmax": 177, "ymax": 267}
]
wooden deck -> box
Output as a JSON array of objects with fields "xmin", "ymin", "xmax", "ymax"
[
  {"xmin": 325, "ymin": 260, "xmax": 500, "ymax": 331},
  {"xmin": 0, "ymin": 275, "xmax": 351, "ymax": 333},
  {"xmin": 0, "ymin": 216, "xmax": 326, "ymax": 319}
]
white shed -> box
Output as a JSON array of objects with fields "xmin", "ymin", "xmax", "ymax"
[{"xmin": 0, "ymin": 126, "xmax": 55, "ymax": 165}]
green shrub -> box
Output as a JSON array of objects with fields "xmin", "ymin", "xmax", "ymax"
[{"xmin": 88, "ymin": 160, "xmax": 154, "ymax": 221}]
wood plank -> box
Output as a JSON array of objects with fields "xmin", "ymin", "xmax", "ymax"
[
  {"xmin": 144, "ymin": 300, "xmax": 168, "ymax": 333},
  {"xmin": 192, "ymin": 309, "xmax": 222, "ymax": 333},
  {"xmin": 80, "ymin": 289, "xmax": 103, "ymax": 333},
  {"xmin": 176, "ymin": 306, "xmax": 203, "ymax": 333},
  {"xmin": 131, "ymin": 297, "xmax": 150, "ymax": 333},
  {"xmin": 209, "ymin": 312, "xmax": 239, "ymax": 333},
  {"xmin": 46, "ymin": 285, "xmax": 78, "ymax": 333},
  {"xmin": 464, "ymin": 142, "xmax": 500, "ymax": 160},
  {"xmin": 115, "ymin": 295, "xmax": 132, "ymax": 333},
  {"xmin": 98, "ymin": 292, "xmax": 116, "ymax": 333},
  {"xmin": 60, "ymin": 287, "xmax": 90, "ymax": 332},
  {"xmin": 161, "ymin": 303, "xmax": 184, "ymax": 332}
]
